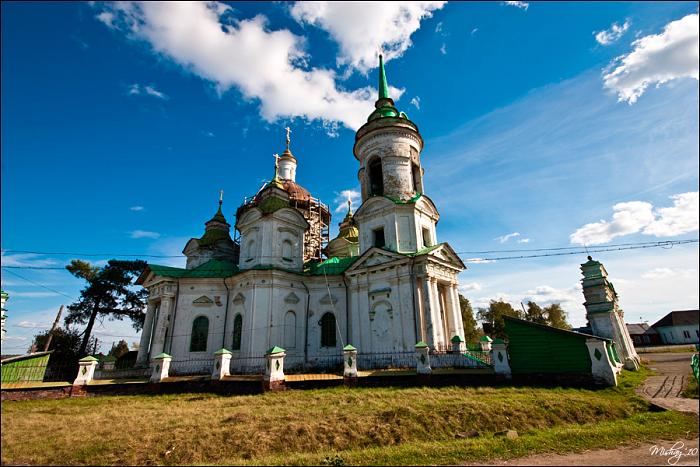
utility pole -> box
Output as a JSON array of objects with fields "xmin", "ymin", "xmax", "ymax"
[
  {"xmin": 43, "ymin": 305, "xmax": 64, "ymax": 352},
  {"xmin": 93, "ymin": 338, "xmax": 99, "ymax": 355}
]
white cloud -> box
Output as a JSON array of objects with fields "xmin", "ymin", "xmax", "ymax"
[
  {"xmin": 130, "ymin": 205, "xmax": 145, "ymax": 212},
  {"xmin": 96, "ymin": 1, "xmax": 396, "ymax": 131},
  {"xmin": 435, "ymin": 21, "xmax": 443, "ymax": 33},
  {"xmin": 333, "ymin": 189, "xmax": 361, "ymax": 213},
  {"xmin": 594, "ymin": 20, "xmax": 630, "ymax": 46},
  {"xmin": 570, "ymin": 192, "xmax": 698, "ymax": 245},
  {"xmin": 603, "ymin": 14, "xmax": 698, "ymax": 104},
  {"xmin": 440, "ymin": 43, "xmax": 447, "ymax": 55},
  {"xmin": 0, "ymin": 252, "xmax": 57, "ymax": 268},
  {"xmin": 129, "ymin": 230, "xmax": 161, "ymax": 239},
  {"xmin": 642, "ymin": 192, "xmax": 699, "ymax": 237},
  {"xmin": 5, "ymin": 292, "xmax": 59, "ymax": 298},
  {"xmin": 517, "ymin": 238, "xmax": 531, "ymax": 244},
  {"xmin": 290, "ymin": 1, "xmax": 445, "ymax": 73},
  {"xmin": 410, "ymin": 96, "xmax": 420, "ymax": 109},
  {"xmin": 465, "ymin": 258, "xmax": 496, "ymax": 264},
  {"xmin": 127, "ymin": 83, "xmax": 169, "ymax": 100},
  {"xmin": 495, "ymin": 232, "xmax": 521, "ymax": 243},
  {"xmin": 642, "ymin": 267, "xmax": 697, "ymax": 279},
  {"xmin": 471, "ymin": 28, "xmax": 479, "ymax": 36},
  {"xmin": 504, "ymin": 1, "xmax": 529, "ymax": 11},
  {"xmin": 459, "ymin": 282, "xmax": 483, "ymax": 293},
  {"xmin": 15, "ymin": 320, "xmax": 51, "ymax": 329}
]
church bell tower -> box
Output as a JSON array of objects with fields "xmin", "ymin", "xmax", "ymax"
[{"xmin": 353, "ymin": 55, "xmax": 439, "ymax": 255}]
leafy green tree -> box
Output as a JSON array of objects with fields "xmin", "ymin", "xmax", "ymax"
[
  {"xmin": 525, "ymin": 301, "xmax": 548, "ymax": 325},
  {"xmin": 477, "ymin": 300, "xmax": 521, "ymax": 339},
  {"xmin": 64, "ymin": 259, "xmax": 147, "ymax": 356},
  {"xmin": 458, "ymin": 294, "xmax": 480, "ymax": 343},
  {"xmin": 108, "ymin": 339, "xmax": 130, "ymax": 359},
  {"xmin": 544, "ymin": 303, "xmax": 571, "ymax": 330}
]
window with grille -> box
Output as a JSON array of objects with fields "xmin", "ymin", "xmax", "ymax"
[
  {"xmin": 320, "ymin": 313, "xmax": 336, "ymax": 347},
  {"xmin": 232, "ymin": 314, "xmax": 243, "ymax": 351},
  {"xmin": 190, "ymin": 316, "xmax": 209, "ymax": 352}
]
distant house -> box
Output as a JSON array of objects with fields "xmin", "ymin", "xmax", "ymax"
[
  {"xmin": 651, "ymin": 310, "xmax": 699, "ymax": 345},
  {"xmin": 626, "ymin": 323, "xmax": 661, "ymax": 347}
]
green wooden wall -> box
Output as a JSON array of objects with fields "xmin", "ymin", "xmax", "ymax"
[
  {"xmin": 1, "ymin": 353, "xmax": 51, "ymax": 383},
  {"xmin": 504, "ymin": 316, "xmax": 592, "ymax": 374}
]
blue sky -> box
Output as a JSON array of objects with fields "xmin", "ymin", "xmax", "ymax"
[{"xmin": 2, "ymin": 1, "xmax": 698, "ymax": 354}]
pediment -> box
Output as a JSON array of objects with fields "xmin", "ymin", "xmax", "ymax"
[
  {"xmin": 424, "ymin": 243, "xmax": 466, "ymax": 270},
  {"xmin": 233, "ymin": 292, "xmax": 246, "ymax": 305},
  {"xmin": 320, "ymin": 294, "xmax": 338, "ymax": 305},
  {"xmin": 284, "ymin": 292, "xmax": 300, "ymax": 304},
  {"xmin": 345, "ymin": 247, "xmax": 407, "ymax": 274},
  {"xmin": 193, "ymin": 295, "xmax": 213, "ymax": 306}
]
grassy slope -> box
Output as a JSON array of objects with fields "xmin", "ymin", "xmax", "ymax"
[{"xmin": 1, "ymin": 368, "xmax": 698, "ymax": 466}]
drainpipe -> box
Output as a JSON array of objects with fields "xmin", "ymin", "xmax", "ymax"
[
  {"xmin": 301, "ymin": 279, "xmax": 310, "ymax": 368},
  {"xmin": 222, "ymin": 278, "xmax": 231, "ymax": 350},
  {"xmin": 343, "ymin": 274, "xmax": 351, "ymax": 345},
  {"xmin": 167, "ymin": 281, "xmax": 180, "ymax": 355},
  {"xmin": 410, "ymin": 256, "xmax": 419, "ymax": 345}
]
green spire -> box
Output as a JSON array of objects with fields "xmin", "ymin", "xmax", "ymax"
[{"xmin": 378, "ymin": 54, "xmax": 390, "ymax": 100}]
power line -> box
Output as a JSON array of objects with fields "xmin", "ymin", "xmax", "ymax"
[
  {"xmin": 1, "ymin": 239, "xmax": 697, "ymax": 270},
  {"xmin": 3, "ymin": 239, "xmax": 697, "ymax": 259},
  {"xmin": 0, "ymin": 268, "xmax": 77, "ymax": 301}
]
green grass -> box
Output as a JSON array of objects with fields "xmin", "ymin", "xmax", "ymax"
[
  {"xmin": 683, "ymin": 375, "xmax": 699, "ymax": 399},
  {"xmin": 2, "ymin": 368, "xmax": 697, "ymax": 466}
]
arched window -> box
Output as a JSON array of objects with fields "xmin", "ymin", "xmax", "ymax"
[
  {"xmin": 190, "ymin": 316, "xmax": 209, "ymax": 352},
  {"xmin": 284, "ymin": 311, "xmax": 296, "ymax": 349},
  {"xmin": 282, "ymin": 240, "xmax": 293, "ymax": 259},
  {"xmin": 232, "ymin": 314, "xmax": 243, "ymax": 351},
  {"xmin": 368, "ymin": 158, "xmax": 383, "ymax": 196},
  {"xmin": 412, "ymin": 163, "xmax": 422, "ymax": 193},
  {"xmin": 320, "ymin": 312, "xmax": 336, "ymax": 347}
]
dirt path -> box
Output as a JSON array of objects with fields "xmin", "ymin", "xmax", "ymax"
[
  {"xmin": 638, "ymin": 352, "xmax": 698, "ymax": 414},
  {"xmin": 472, "ymin": 437, "xmax": 699, "ymax": 466}
]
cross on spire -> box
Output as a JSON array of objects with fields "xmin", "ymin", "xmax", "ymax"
[
  {"xmin": 285, "ymin": 126, "xmax": 291, "ymax": 150},
  {"xmin": 219, "ymin": 189, "xmax": 224, "ymax": 206}
]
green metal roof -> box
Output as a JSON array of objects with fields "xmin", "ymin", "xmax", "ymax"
[
  {"xmin": 148, "ymin": 259, "xmax": 239, "ymax": 279},
  {"xmin": 266, "ymin": 346, "xmax": 285, "ymax": 355},
  {"xmin": 305, "ymin": 256, "xmax": 359, "ymax": 275},
  {"xmin": 378, "ymin": 54, "xmax": 390, "ymax": 100}
]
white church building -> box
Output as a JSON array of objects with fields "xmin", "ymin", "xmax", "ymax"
[{"xmin": 135, "ymin": 56, "xmax": 467, "ymax": 371}]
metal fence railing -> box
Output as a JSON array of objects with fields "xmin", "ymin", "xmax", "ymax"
[
  {"xmin": 692, "ymin": 353, "xmax": 699, "ymax": 383},
  {"xmin": 169, "ymin": 358, "xmax": 215, "ymax": 376},
  {"xmin": 430, "ymin": 350, "xmax": 492, "ymax": 369},
  {"xmin": 93, "ymin": 367, "xmax": 151, "ymax": 380},
  {"xmin": 356, "ymin": 352, "xmax": 416, "ymax": 370}
]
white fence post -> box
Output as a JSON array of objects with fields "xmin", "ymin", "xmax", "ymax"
[
  {"xmin": 586, "ymin": 338, "xmax": 618, "ymax": 386},
  {"xmin": 264, "ymin": 346, "xmax": 286, "ymax": 391},
  {"xmin": 491, "ymin": 339, "xmax": 511, "ymax": 379},
  {"xmin": 212, "ymin": 348, "xmax": 232, "ymax": 380},
  {"xmin": 73, "ymin": 356, "xmax": 98, "ymax": 386},
  {"xmin": 150, "ymin": 353, "xmax": 172, "ymax": 383},
  {"xmin": 343, "ymin": 344, "xmax": 358, "ymax": 380},
  {"xmin": 415, "ymin": 341, "xmax": 432, "ymax": 375}
]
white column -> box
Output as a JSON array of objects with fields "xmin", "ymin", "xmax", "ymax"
[
  {"xmin": 422, "ymin": 278, "xmax": 437, "ymax": 349},
  {"xmin": 451, "ymin": 284, "xmax": 465, "ymax": 339},
  {"xmin": 150, "ymin": 295, "xmax": 173, "ymax": 358},
  {"xmin": 442, "ymin": 284, "xmax": 457, "ymax": 340},
  {"xmin": 430, "ymin": 279, "xmax": 445, "ymax": 350},
  {"xmin": 136, "ymin": 300, "xmax": 157, "ymax": 366}
]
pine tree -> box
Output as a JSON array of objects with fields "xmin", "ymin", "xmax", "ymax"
[{"xmin": 64, "ymin": 259, "xmax": 147, "ymax": 356}]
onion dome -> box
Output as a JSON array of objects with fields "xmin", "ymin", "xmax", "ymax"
[
  {"xmin": 324, "ymin": 200, "xmax": 359, "ymax": 258},
  {"xmin": 199, "ymin": 193, "xmax": 233, "ymax": 247}
]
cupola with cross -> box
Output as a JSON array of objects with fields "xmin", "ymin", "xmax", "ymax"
[
  {"xmin": 352, "ymin": 55, "xmax": 439, "ymax": 255},
  {"xmin": 183, "ymin": 191, "xmax": 240, "ymax": 269}
]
